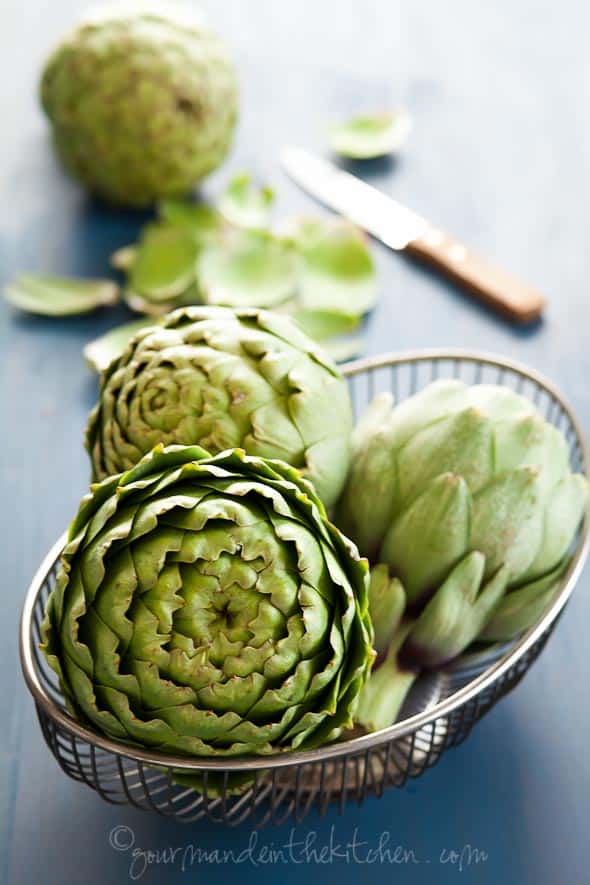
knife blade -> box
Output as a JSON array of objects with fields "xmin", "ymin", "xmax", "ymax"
[{"xmin": 281, "ymin": 146, "xmax": 545, "ymax": 323}]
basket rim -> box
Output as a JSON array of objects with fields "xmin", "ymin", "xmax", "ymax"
[{"xmin": 20, "ymin": 348, "xmax": 590, "ymax": 772}]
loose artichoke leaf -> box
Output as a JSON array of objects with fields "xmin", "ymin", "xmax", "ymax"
[
  {"xmin": 319, "ymin": 334, "xmax": 366, "ymax": 363},
  {"xmin": 157, "ymin": 200, "xmax": 224, "ymax": 242},
  {"xmin": 289, "ymin": 307, "xmax": 361, "ymax": 340},
  {"xmin": 329, "ymin": 110, "xmax": 412, "ymax": 159},
  {"xmin": 297, "ymin": 220, "xmax": 377, "ymax": 314},
  {"xmin": 129, "ymin": 224, "xmax": 200, "ymax": 302},
  {"xmin": 197, "ymin": 229, "xmax": 299, "ymax": 308},
  {"xmin": 3, "ymin": 273, "xmax": 119, "ymax": 316},
  {"xmin": 110, "ymin": 245, "xmax": 137, "ymax": 271},
  {"xmin": 123, "ymin": 281, "xmax": 201, "ymax": 316},
  {"xmin": 218, "ymin": 172, "xmax": 275, "ymax": 229},
  {"xmin": 274, "ymin": 216, "xmax": 326, "ymax": 246},
  {"xmin": 84, "ymin": 318, "xmax": 160, "ymax": 372}
]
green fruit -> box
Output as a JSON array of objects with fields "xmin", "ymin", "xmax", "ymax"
[
  {"xmin": 86, "ymin": 306, "xmax": 354, "ymax": 509},
  {"xmin": 40, "ymin": 445, "xmax": 374, "ymax": 758},
  {"xmin": 336, "ymin": 380, "xmax": 588, "ymax": 730},
  {"xmin": 40, "ymin": 4, "xmax": 238, "ymax": 206}
]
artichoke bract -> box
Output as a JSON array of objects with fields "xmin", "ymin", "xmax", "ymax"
[
  {"xmin": 41, "ymin": 445, "xmax": 374, "ymax": 757},
  {"xmin": 40, "ymin": 3, "xmax": 238, "ymax": 206},
  {"xmin": 86, "ymin": 306, "xmax": 353, "ymax": 510},
  {"xmin": 336, "ymin": 380, "xmax": 588, "ymax": 729}
]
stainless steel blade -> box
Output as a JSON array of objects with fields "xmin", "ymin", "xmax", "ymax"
[{"xmin": 281, "ymin": 146, "xmax": 429, "ymax": 250}]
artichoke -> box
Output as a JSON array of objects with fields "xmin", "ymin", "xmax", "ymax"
[
  {"xmin": 336, "ymin": 380, "xmax": 588, "ymax": 729},
  {"xmin": 86, "ymin": 306, "xmax": 353, "ymax": 509},
  {"xmin": 40, "ymin": 3, "xmax": 238, "ymax": 206},
  {"xmin": 40, "ymin": 445, "xmax": 374, "ymax": 758}
]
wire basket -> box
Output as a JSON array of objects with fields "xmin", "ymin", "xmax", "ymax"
[{"xmin": 20, "ymin": 350, "xmax": 590, "ymax": 826}]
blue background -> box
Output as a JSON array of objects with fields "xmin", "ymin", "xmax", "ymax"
[{"xmin": 2, "ymin": 2, "xmax": 589, "ymax": 883}]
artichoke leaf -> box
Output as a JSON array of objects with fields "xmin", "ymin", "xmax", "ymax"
[
  {"xmin": 4, "ymin": 273, "xmax": 119, "ymax": 316},
  {"xmin": 329, "ymin": 110, "xmax": 412, "ymax": 159},
  {"xmin": 354, "ymin": 620, "xmax": 417, "ymax": 732},
  {"xmin": 380, "ymin": 473, "xmax": 472, "ymax": 605},
  {"xmin": 470, "ymin": 466, "xmax": 545, "ymax": 580},
  {"xmin": 368, "ymin": 564, "xmax": 406, "ymax": 656},
  {"xmin": 519, "ymin": 472, "xmax": 588, "ymax": 582},
  {"xmin": 396, "ymin": 407, "xmax": 493, "ymax": 510},
  {"xmin": 129, "ymin": 225, "xmax": 199, "ymax": 302},
  {"xmin": 290, "ymin": 308, "xmax": 361, "ymax": 341},
  {"xmin": 158, "ymin": 200, "xmax": 224, "ymax": 242},
  {"xmin": 400, "ymin": 554, "xmax": 509, "ymax": 668},
  {"xmin": 84, "ymin": 318, "xmax": 160, "ymax": 373},
  {"xmin": 41, "ymin": 445, "xmax": 373, "ymax": 769},
  {"xmin": 297, "ymin": 220, "xmax": 377, "ymax": 314},
  {"xmin": 197, "ymin": 230, "xmax": 299, "ymax": 309},
  {"xmin": 480, "ymin": 557, "xmax": 571, "ymax": 641},
  {"xmin": 218, "ymin": 172, "xmax": 274, "ymax": 229},
  {"xmin": 110, "ymin": 246, "xmax": 137, "ymax": 271}
]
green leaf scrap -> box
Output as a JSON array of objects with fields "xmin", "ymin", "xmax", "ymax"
[
  {"xmin": 3, "ymin": 274, "xmax": 119, "ymax": 316},
  {"xmin": 218, "ymin": 173, "xmax": 275, "ymax": 229},
  {"xmin": 157, "ymin": 200, "xmax": 223, "ymax": 242},
  {"xmin": 290, "ymin": 307, "xmax": 365, "ymax": 363},
  {"xmin": 197, "ymin": 229, "xmax": 298, "ymax": 308},
  {"xmin": 329, "ymin": 110, "xmax": 411, "ymax": 159},
  {"xmin": 129, "ymin": 224, "xmax": 199, "ymax": 304},
  {"xmin": 110, "ymin": 246, "xmax": 137, "ymax": 272},
  {"xmin": 297, "ymin": 220, "xmax": 377, "ymax": 314}
]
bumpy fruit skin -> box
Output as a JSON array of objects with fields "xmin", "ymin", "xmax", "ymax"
[
  {"xmin": 340, "ymin": 381, "xmax": 588, "ymax": 731},
  {"xmin": 40, "ymin": 4, "xmax": 238, "ymax": 206},
  {"xmin": 40, "ymin": 445, "xmax": 374, "ymax": 757},
  {"xmin": 86, "ymin": 306, "xmax": 354, "ymax": 509}
]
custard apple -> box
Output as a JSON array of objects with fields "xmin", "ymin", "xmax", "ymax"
[{"xmin": 40, "ymin": 3, "xmax": 238, "ymax": 206}]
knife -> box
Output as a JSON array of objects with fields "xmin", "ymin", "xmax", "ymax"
[{"xmin": 281, "ymin": 146, "xmax": 545, "ymax": 323}]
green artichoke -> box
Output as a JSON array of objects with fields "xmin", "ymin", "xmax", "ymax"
[
  {"xmin": 336, "ymin": 380, "xmax": 588, "ymax": 729},
  {"xmin": 40, "ymin": 4, "xmax": 238, "ymax": 206},
  {"xmin": 41, "ymin": 445, "xmax": 374, "ymax": 757},
  {"xmin": 86, "ymin": 306, "xmax": 353, "ymax": 509}
]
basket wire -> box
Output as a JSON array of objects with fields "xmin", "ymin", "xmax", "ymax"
[{"xmin": 19, "ymin": 351, "xmax": 590, "ymax": 825}]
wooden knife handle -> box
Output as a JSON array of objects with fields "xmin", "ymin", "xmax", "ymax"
[{"xmin": 406, "ymin": 227, "xmax": 545, "ymax": 323}]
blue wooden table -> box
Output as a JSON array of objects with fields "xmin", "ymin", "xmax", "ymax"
[{"xmin": 2, "ymin": 2, "xmax": 589, "ymax": 883}]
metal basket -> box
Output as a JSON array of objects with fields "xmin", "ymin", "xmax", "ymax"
[{"xmin": 20, "ymin": 350, "xmax": 590, "ymax": 826}]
